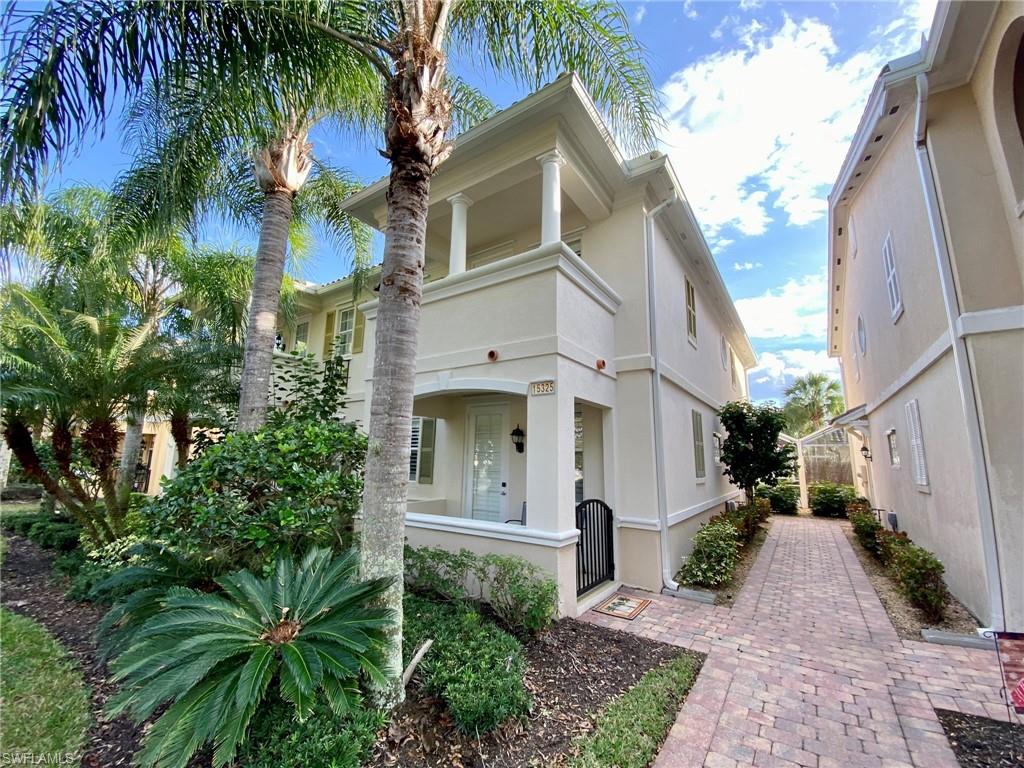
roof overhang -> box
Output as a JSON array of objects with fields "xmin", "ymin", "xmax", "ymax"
[
  {"xmin": 826, "ymin": 1, "xmax": 999, "ymax": 358},
  {"xmin": 831, "ymin": 403, "xmax": 869, "ymax": 431}
]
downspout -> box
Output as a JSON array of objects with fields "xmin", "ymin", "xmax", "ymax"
[
  {"xmin": 644, "ymin": 192, "xmax": 678, "ymax": 592},
  {"xmin": 913, "ymin": 73, "xmax": 1006, "ymax": 631}
]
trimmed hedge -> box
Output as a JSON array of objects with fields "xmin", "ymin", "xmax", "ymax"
[
  {"xmin": 808, "ymin": 483, "xmax": 857, "ymax": 518},
  {"xmin": 403, "ymin": 595, "xmax": 530, "ymax": 733},
  {"xmin": 679, "ymin": 520, "xmax": 740, "ymax": 587},
  {"xmin": 849, "ymin": 511, "xmax": 883, "ymax": 557},
  {"xmin": 758, "ymin": 483, "xmax": 799, "ymax": 514}
]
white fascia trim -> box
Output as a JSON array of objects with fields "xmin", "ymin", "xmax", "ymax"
[
  {"xmin": 616, "ymin": 516, "xmax": 661, "ymax": 531},
  {"xmin": 406, "ymin": 512, "xmax": 579, "ymax": 548},
  {"xmin": 864, "ymin": 330, "xmax": 952, "ymax": 416},
  {"xmin": 658, "ymin": 361, "xmax": 724, "ymax": 411},
  {"xmin": 360, "ymin": 242, "xmax": 622, "ymax": 319},
  {"xmin": 956, "ymin": 305, "xmax": 1024, "ymax": 338},
  {"xmin": 667, "ymin": 490, "xmax": 743, "ymax": 527},
  {"xmin": 413, "ymin": 377, "xmax": 529, "ymax": 398}
]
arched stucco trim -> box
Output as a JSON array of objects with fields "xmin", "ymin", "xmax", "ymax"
[
  {"xmin": 414, "ymin": 377, "xmax": 529, "ymax": 398},
  {"xmin": 992, "ymin": 16, "xmax": 1024, "ymax": 213}
]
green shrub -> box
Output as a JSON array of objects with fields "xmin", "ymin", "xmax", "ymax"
[
  {"xmin": 716, "ymin": 504, "xmax": 760, "ymax": 545},
  {"xmin": 679, "ymin": 520, "xmax": 740, "ymax": 587},
  {"xmin": 758, "ymin": 483, "xmax": 799, "ymax": 514},
  {"xmin": 892, "ymin": 543, "xmax": 949, "ymax": 622},
  {"xmin": 105, "ymin": 547, "xmax": 394, "ymax": 768},
  {"xmin": 752, "ymin": 497, "xmax": 772, "ymax": 522},
  {"xmin": 404, "ymin": 595, "xmax": 530, "ymax": 733},
  {"xmin": 570, "ymin": 655, "xmax": 701, "ymax": 768},
  {"xmin": 404, "ymin": 545, "xmax": 558, "ymax": 636},
  {"xmin": 877, "ymin": 529, "xmax": 911, "ymax": 566},
  {"xmin": 808, "ymin": 482, "xmax": 857, "ymax": 518},
  {"xmin": 237, "ymin": 695, "xmax": 384, "ymax": 768},
  {"xmin": 142, "ymin": 415, "xmax": 367, "ymax": 572},
  {"xmin": 477, "ymin": 554, "xmax": 558, "ymax": 636},
  {"xmin": 849, "ymin": 511, "xmax": 884, "ymax": 558},
  {"xmin": 404, "ymin": 545, "xmax": 477, "ymax": 601},
  {"xmin": 28, "ymin": 520, "xmax": 82, "ymax": 552}
]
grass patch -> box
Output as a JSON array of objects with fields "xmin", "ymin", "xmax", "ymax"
[
  {"xmin": 570, "ymin": 654, "xmax": 701, "ymax": 768},
  {"xmin": 0, "ymin": 501, "xmax": 42, "ymax": 523},
  {"xmin": 0, "ymin": 609, "xmax": 90, "ymax": 765}
]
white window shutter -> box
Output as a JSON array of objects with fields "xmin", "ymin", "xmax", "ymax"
[
  {"xmin": 692, "ymin": 410, "xmax": 705, "ymax": 479},
  {"xmin": 904, "ymin": 399, "xmax": 929, "ymax": 487}
]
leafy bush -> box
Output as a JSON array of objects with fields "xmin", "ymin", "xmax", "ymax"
[
  {"xmin": 892, "ymin": 543, "xmax": 949, "ymax": 622},
  {"xmin": 0, "ymin": 482, "xmax": 43, "ymax": 500},
  {"xmin": 846, "ymin": 498, "xmax": 871, "ymax": 517},
  {"xmin": 808, "ymin": 483, "xmax": 857, "ymax": 518},
  {"xmin": 849, "ymin": 511, "xmax": 884, "ymax": 557},
  {"xmin": 477, "ymin": 554, "xmax": 558, "ymax": 636},
  {"xmin": 142, "ymin": 415, "xmax": 366, "ymax": 572},
  {"xmin": 404, "ymin": 546, "xmax": 558, "ymax": 636},
  {"xmin": 715, "ymin": 504, "xmax": 761, "ymax": 545},
  {"xmin": 752, "ymin": 497, "xmax": 772, "ymax": 522},
  {"xmin": 237, "ymin": 694, "xmax": 384, "ymax": 768},
  {"xmin": 404, "ymin": 545, "xmax": 477, "ymax": 601},
  {"xmin": 679, "ymin": 520, "xmax": 740, "ymax": 587},
  {"xmin": 105, "ymin": 547, "xmax": 394, "ymax": 768},
  {"xmin": 758, "ymin": 483, "xmax": 799, "ymax": 514},
  {"xmin": 570, "ymin": 654, "xmax": 701, "ymax": 768},
  {"xmin": 404, "ymin": 595, "xmax": 530, "ymax": 734},
  {"xmin": 877, "ymin": 529, "xmax": 911, "ymax": 566}
]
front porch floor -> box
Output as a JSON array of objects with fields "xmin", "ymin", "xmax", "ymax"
[{"xmin": 584, "ymin": 515, "xmax": 1016, "ymax": 768}]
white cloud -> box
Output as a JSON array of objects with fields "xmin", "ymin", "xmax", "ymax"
[
  {"xmin": 633, "ymin": 2, "xmax": 646, "ymax": 24},
  {"xmin": 751, "ymin": 348, "xmax": 840, "ymax": 386},
  {"xmin": 732, "ymin": 261, "xmax": 763, "ymax": 271},
  {"xmin": 659, "ymin": 4, "xmax": 935, "ymax": 245},
  {"xmin": 739, "ymin": 0, "xmax": 764, "ymax": 9},
  {"xmin": 682, "ymin": 0, "xmax": 698, "ymax": 21},
  {"xmin": 735, "ymin": 270, "xmax": 828, "ymax": 340}
]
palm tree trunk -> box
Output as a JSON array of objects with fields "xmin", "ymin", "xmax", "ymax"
[
  {"xmin": 170, "ymin": 414, "xmax": 191, "ymax": 471},
  {"xmin": 359, "ymin": 155, "xmax": 431, "ymax": 710},
  {"xmin": 118, "ymin": 407, "xmax": 145, "ymax": 487},
  {"xmin": 236, "ymin": 190, "xmax": 294, "ymax": 432}
]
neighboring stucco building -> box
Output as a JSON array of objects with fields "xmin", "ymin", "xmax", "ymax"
[
  {"xmin": 278, "ymin": 74, "xmax": 756, "ymax": 616},
  {"xmin": 829, "ymin": 1, "xmax": 1023, "ymax": 631}
]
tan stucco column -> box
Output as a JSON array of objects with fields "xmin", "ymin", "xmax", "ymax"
[
  {"xmin": 525, "ymin": 380, "xmax": 576, "ymax": 533},
  {"xmin": 446, "ymin": 192, "xmax": 473, "ymax": 275},
  {"xmin": 537, "ymin": 150, "xmax": 565, "ymax": 245}
]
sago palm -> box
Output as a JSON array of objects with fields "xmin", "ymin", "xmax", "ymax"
[{"xmin": 105, "ymin": 547, "xmax": 394, "ymax": 768}]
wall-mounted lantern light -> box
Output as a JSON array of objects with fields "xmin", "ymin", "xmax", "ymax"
[
  {"xmin": 860, "ymin": 445, "xmax": 872, "ymax": 462},
  {"xmin": 510, "ymin": 424, "xmax": 525, "ymax": 453}
]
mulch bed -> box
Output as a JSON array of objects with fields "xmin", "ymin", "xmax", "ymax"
[
  {"xmin": 936, "ymin": 708, "xmax": 1024, "ymax": 768},
  {"xmin": 0, "ymin": 532, "xmax": 143, "ymax": 768},
  {"xmin": 369, "ymin": 619, "xmax": 703, "ymax": 768},
  {"xmin": 840, "ymin": 522, "xmax": 979, "ymax": 640}
]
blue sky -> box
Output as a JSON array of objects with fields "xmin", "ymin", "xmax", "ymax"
[{"xmin": 42, "ymin": 0, "xmax": 937, "ymax": 404}]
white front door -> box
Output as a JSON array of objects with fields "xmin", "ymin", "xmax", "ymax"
[{"xmin": 464, "ymin": 404, "xmax": 509, "ymax": 522}]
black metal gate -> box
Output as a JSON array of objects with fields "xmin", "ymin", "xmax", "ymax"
[{"xmin": 575, "ymin": 499, "xmax": 614, "ymax": 596}]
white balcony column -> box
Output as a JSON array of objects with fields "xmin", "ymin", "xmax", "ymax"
[
  {"xmin": 446, "ymin": 192, "xmax": 473, "ymax": 275},
  {"xmin": 537, "ymin": 150, "xmax": 566, "ymax": 245}
]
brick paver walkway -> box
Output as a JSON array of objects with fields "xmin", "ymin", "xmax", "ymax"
[{"xmin": 584, "ymin": 515, "xmax": 1017, "ymax": 768}]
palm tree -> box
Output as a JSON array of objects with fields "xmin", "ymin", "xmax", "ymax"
[
  {"xmin": 1, "ymin": 0, "xmax": 659, "ymax": 704},
  {"xmin": 782, "ymin": 373, "xmax": 845, "ymax": 435}
]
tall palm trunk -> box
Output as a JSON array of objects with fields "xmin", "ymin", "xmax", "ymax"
[
  {"xmin": 236, "ymin": 131, "xmax": 311, "ymax": 432},
  {"xmin": 118, "ymin": 405, "xmax": 145, "ymax": 487},
  {"xmin": 360, "ymin": 42, "xmax": 453, "ymax": 708}
]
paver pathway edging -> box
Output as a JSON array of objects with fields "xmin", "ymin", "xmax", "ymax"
[{"xmin": 584, "ymin": 515, "xmax": 1017, "ymax": 768}]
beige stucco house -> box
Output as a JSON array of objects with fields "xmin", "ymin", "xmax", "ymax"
[
  {"xmin": 277, "ymin": 74, "xmax": 756, "ymax": 616},
  {"xmin": 829, "ymin": 1, "xmax": 1024, "ymax": 631}
]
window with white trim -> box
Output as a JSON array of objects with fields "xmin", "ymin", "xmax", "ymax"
[
  {"xmin": 409, "ymin": 417, "xmax": 435, "ymax": 484},
  {"xmin": 692, "ymin": 409, "xmax": 706, "ymax": 480},
  {"xmin": 857, "ymin": 315, "xmax": 867, "ymax": 356},
  {"xmin": 851, "ymin": 332, "xmax": 861, "ymax": 382},
  {"xmin": 904, "ymin": 399, "xmax": 928, "ymax": 488},
  {"xmin": 848, "ymin": 215, "xmax": 858, "ymax": 259},
  {"xmin": 713, "ymin": 432, "xmax": 723, "ymax": 465},
  {"xmin": 334, "ymin": 307, "xmax": 356, "ymax": 356},
  {"xmin": 729, "ymin": 349, "xmax": 739, "ymax": 390},
  {"xmin": 720, "ymin": 335, "xmax": 728, "ymax": 370},
  {"xmin": 685, "ymin": 278, "xmax": 697, "ymax": 343},
  {"xmin": 882, "ymin": 233, "xmax": 903, "ymax": 320},
  {"xmin": 293, "ymin": 321, "xmax": 309, "ymax": 353},
  {"xmin": 886, "ymin": 429, "xmax": 900, "ymax": 468}
]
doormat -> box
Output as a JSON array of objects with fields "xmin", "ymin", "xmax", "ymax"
[{"xmin": 594, "ymin": 595, "xmax": 651, "ymax": 620}]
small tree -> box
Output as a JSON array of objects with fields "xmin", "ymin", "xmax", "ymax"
[{"xmin": 717, "ymin": 401, "xmax": 797, "ymax": 502}]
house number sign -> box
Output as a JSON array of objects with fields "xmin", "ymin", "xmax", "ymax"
[{"xmin": 530, "ymin": 380, "xmax": 556, "ymax": 396}]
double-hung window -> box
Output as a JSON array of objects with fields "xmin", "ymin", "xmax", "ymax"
[
  {"xmin": 886, "ymin": 429, "xmax": 900, "ymax": 468},
  {"xmin": 882, "ymin": 233, "xmax": 903, "ymax": 321},
  {"xmin": 692, "ymin": 410, "xmax": 706, "ymax": 480},
  {"xmin": 335, "ymin": 307, "xmax": 356, "ymax": 356},
  {"xmin": 904, "ymin": 399, "xmax": 928, "ymax": 489},
  {"xmin": 409, "ymin": 417, "xmax": 436, "ymax": 484},
  {"xmin": 685, "ymin": 278, "xmax": 697, "ymax": 344},
  {"xmin": 293, "ymin": 321, "xmax": 309, "ymax": 353}
]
